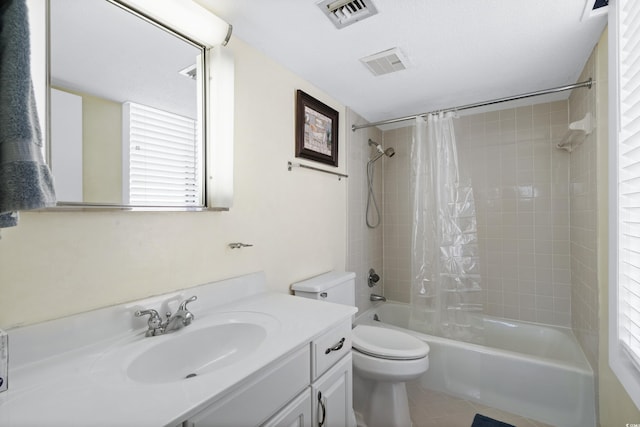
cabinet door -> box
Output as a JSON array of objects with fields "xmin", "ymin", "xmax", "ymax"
[
  {"xmin": 262, "ymin": 388, "xmax": 312, "ymax": 427},
  {"xmin": 312, "ymin": 354, "xmax": 353, "ymax": 427}
]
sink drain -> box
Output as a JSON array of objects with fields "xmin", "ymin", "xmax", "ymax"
[{"xmin": 185, "ymin": 373, "xmax": 197, "ymax": 379}]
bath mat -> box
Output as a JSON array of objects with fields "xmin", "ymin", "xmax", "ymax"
[{"xmin": 471, "ymin": 413, "xmax": 516, "ymax": 427}]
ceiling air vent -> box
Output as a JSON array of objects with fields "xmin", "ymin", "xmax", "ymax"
[
  {"xmin": 317, "ymin": 0, "xmax": 378, "ymax": 29},
  {"xmin": 179, "ymin": 64, "xmax": 197, "ymax": 80},
  {"xmin": 360, "ymin": 48, "xmax": 408, "ymax": 76},
  {"xmin": 581, "ymin": 0, "xmax": 608, "ymax": 20}
]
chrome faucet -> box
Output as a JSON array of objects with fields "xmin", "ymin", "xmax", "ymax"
[
  {"xmin": 370, "ymin": 293, "xmax": 386, "ymax": 302},
  {"xmin": 135, "ymin": 296, "xmax": 198, "ymax": 337}
]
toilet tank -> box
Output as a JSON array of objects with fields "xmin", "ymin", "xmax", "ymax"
[{"xmin": 291, "ymin": 271, "xmax": 356, "ymax": 306}]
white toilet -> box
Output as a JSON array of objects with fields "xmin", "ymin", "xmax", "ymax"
[{"xmin": 292, "ymin": 271, "xmax": 430, "ymax": 427}]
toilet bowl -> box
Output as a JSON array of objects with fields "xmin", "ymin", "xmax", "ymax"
[
  {"xmin": 290, "ymin": 272, "xmax": 430, "ymax": 427},
  {"xmin": 351, "ymin": 325, "xmax": 429, "ymax": 427}
]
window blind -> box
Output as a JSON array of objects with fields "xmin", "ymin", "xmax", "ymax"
[
  {"xmin": 125, "ymin": 102, "xmax": 200, "ymax": 206},
  {"xmin": 618, "ymin": 0, "xmax": 640, "ymax": 368}
]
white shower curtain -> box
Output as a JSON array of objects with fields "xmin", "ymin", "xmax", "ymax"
[{"xmin": 409, "ymin": 113, "xmax": 482, "ymax": 342}]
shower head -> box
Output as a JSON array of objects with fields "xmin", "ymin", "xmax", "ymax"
[{"xmin": 368, "ymin": 139, "xmax": 395, "ymax": 163}]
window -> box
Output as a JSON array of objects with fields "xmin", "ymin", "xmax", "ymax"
[
  {"xmin": 610, "ymin": 0, "xmax": 640, "ymax": 408},
  {"xmin": 123, "ymin": 102, "xmax": 201, "ymax": 206}
]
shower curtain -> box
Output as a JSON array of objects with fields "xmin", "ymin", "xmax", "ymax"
[{"xmin": 409, "ymin": 114, "xmax": 482, "ymax": 342}]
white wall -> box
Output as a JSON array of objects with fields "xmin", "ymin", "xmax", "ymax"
[{"xmin": 0, "ymin": 36, "xmax": 347, "ymax": 328}]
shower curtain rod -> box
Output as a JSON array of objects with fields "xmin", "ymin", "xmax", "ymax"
[{"xmin": 351, "ymin": 78, "xmax": 593, "ymax": 131}]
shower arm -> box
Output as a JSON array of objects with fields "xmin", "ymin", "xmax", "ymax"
[{"xmin": 367, "ymin": 139, "xmax": 395, "ymax": 163}]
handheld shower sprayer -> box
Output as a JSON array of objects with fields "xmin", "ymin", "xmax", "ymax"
[{"xmin": 366, "ymin": 139, "xmax": 395, "ymax": 228}]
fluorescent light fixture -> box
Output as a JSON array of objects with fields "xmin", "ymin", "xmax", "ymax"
[
  {"xmin": 207, "ymin": 47, "xmax": 234, "ymax": 208},
  {"xmin": 118, "ymin": 0, "xmax": 232, "ymax": 46}
]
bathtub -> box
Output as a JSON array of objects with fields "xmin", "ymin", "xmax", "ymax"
[{"xmin": 355, "ymin": 301, "xmax": 596, "ymax": 427}]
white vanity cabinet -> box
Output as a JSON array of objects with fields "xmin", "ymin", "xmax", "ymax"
[
  {"xmin": 310, "ymin": 320, "xmax": 353, "ymax": 427},
  {"xmin": 183, "ymin": 346, "xmax": 311, "ymax": 427},
  {"xmin": 3, "ymin": 273, "xmax": 359, "ymax": 426},
  {"xmin": 262, "ymin": 388, "xmax": 312, "ymax": 427},
  {"xmin": 183, "ymin": 319, "xmax": 353, "ymax": 427},
  {"xmin": 312, "ymin": 355, "xmax": 353, "ymax": 427}
]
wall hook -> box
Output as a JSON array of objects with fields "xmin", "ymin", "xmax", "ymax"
[{"xmin": 228, "ymin": 242, "xmax": 254, "ymax": 249}]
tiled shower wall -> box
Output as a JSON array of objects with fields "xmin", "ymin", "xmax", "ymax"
[
  {"xmin": 382, "ymin": 101, "xmax": 573, "ymax": 327},
  {"xmin": 568, "ymin": 41, "xmax": 600, "ymax": 372},
  {"xmin": 380, "ymin": 126, "xmax": 413, "ymax": 303},
  {"xmin": 346, "ymin": 108, "xmax": 384, "ymax": 313}
]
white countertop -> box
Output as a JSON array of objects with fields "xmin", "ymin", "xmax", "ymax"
[{"xmin": 0, "ymin": 273, "xmax": 357, "ymax": 426}]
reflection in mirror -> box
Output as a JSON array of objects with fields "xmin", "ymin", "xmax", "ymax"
[{"xmin": 48, "ymin": 0, "xmax": 205, "ymax": 208}]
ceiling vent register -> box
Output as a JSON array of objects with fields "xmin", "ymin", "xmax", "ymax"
[
  {"xmin": 317, "ymin": 0, "xmax": 378, "ymax": 29},
  {"xmin": 360, "ymin": 47, "xmax": 408, "ymax": 76}
]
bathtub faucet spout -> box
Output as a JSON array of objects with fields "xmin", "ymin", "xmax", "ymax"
[{"xmin": 370, "ymin": 293, "xmax": 386, "ymax": 302}]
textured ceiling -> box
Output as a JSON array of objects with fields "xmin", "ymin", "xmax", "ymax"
[
  {"xmin": 50, "ymin": 0, "xmax": 199, "ymax": 119},
  {"xmin": 195, "ymin": 0, "xmax": 607, "ymax": 124}
]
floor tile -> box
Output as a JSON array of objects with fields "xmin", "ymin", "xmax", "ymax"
[{"xmin": 407, "ymin": 381, "xmax": 553, "ymax": 427}]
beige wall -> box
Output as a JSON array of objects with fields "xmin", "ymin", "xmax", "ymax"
[
  {"xmin": 51, "ymin": 88, "xmax": 123, "ymax": 203},
  {"xmin": 82, "ymin": 94, "xmax": 123, "ymax": 204},
  {"xmin": 0, "ymin": 37, "xmax": 347, "ymax": 328}
]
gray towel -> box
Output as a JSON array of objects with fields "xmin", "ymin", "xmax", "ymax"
[{"xmin": 0, "ymin": 0, "xmax": 56, "ymax": 228}]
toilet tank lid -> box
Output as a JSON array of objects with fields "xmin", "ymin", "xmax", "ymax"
[{"xmin": 291, "ymin": 271, "xmax": 356, "ymax": 292}]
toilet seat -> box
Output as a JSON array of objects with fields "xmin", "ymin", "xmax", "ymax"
[{"xmin": 352, "ymin": 325, "xmax": 429, "ymax": 360}]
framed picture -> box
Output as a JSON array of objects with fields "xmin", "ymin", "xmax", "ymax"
[{"xmin": 295, "ymin": 90, "xmax": 339, "ymax": 167}]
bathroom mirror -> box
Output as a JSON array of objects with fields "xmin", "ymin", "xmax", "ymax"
[{"xmin": 47, "ymin": 0, "xmax": 206, "ymax": 208}]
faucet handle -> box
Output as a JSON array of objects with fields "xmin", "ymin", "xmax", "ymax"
[
  {"xmin": 178, "ymin": 296, "xmax": 197, "ymax": 311},
  {"xmin": 178, "ymin": 296, "xmax": 197, "ymax": 326},
  {"xmin": 135, "ymin": 309, "xmax": 162, "ymax": 329}
]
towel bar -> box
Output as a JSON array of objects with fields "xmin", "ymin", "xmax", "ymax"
[{"xmin": 287, "ymin": 161, "xmax": 348, "ymax": 180}]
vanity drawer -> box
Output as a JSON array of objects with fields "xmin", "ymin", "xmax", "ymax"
[
  {"xmin": 311, "ymin": 319, "xmax": 352, "ymax": 380},
  {"xmin": 186, "ymin": 345, "xmax": 310, "ymax": 427}
]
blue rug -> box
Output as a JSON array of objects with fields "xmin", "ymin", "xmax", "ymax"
[{"xmin": 471, "ymin": 413, "xmax": 516, "ymax": 427}]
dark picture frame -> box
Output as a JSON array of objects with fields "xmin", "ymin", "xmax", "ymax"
[{"xmin": 295, "ymin": 90, "xmax": 339, "ymax": 167}]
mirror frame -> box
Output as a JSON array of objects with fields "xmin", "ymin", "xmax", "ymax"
[{"xmin": 45, "ymin": 0, "xmax": 231, "ymax": 211}]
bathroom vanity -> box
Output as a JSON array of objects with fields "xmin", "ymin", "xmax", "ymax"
[{"xmin": 0, "ymin": 272, "xmax": 356, "ymax": 426}]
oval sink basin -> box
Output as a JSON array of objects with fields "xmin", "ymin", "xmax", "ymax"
[
  {"xmin": 91, "ymin": 311, "xmax": 281, "ymax": 385},
  {"xmin": 127, "ymin": 322, "xmax": 267, "ymax": 384}
]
